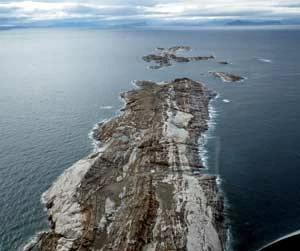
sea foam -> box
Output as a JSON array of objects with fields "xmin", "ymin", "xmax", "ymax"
[
  {"xmin": 258, "ymin": 58, "xmax": 272, "ymax": 63},
  {"xmin": 88, "ymin": 120, "xmax": 108, "ymax": 152},
  {"xmin": 198, "ymin": 100, "xmax": 218, "ymax": 169},
  {"xmin": 99, "ymin": 105, "xmax": 114, "ymax": 110}
]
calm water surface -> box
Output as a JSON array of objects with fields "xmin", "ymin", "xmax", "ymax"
[{"xmin": 0, "ymin": 28, "xmax": 300, "ymax": 251}]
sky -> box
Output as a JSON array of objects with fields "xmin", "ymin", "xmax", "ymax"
[{"xmin": 0, "ymin": 0, "xmax": 300, "ymax": 27}]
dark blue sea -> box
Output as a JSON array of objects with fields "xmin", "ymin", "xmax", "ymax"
[{"xmin": 0, "ymin": 27, "xmax": 300, "ymax": 251}]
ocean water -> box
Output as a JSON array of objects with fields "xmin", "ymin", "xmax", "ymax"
[{"xmin": 0, "ymin": 28, "xmax": 300, "ymax": 251}]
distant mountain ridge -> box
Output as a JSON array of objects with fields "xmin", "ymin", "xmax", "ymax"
[
  {"xmin": 226, "ymin": 20, "xmax": 282, "ymax": 26},
  {"xmin": 2, "ymin": 18, "xmax": 300, "ymax": 30}
]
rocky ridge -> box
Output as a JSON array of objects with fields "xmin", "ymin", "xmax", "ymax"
[{"xmin": 26, "ymin": 78, "xmax": 227, "ymax": 251}]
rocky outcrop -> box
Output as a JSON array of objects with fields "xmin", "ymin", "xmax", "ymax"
[
  {"xmin": 217, "ymin": 61, "xmax": 229, "ymax": 65},
  {"xmin": 27, "ymin": 78, "xmax": 227, "ymax": 251},
  {"xmin": 212, "ymin": 72, "xmax": 244, "ymax": 82},
  {"xmin": 143, "ymin": 46, "xmax": 215, "ymax": 69}
]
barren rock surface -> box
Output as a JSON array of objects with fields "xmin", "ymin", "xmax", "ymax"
[
  {"xmin": 212, "ymin": 72, "xmax": 244, "ymax": 82},
  {"xmin": 217, "ymin": 61, "xmax": 229, "ymax": 65},
  {"xmin": 26, "ymin": 78, "xmax": 227, "ymax": 251},
  {"xmin": 143, "ymin": 46, "xmax": 215, "ymax": 69}
]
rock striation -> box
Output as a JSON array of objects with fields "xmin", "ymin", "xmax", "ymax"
[
  {"xmin": 143, "ymin": 46, "xmax": 215, "ymax": 69},
  {"xmin": 26, "ymin": 78, "xmax": 227, "ymax": 251}
]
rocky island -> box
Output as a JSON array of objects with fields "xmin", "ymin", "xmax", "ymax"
[
  {"xmin": 143, "ymin": 46, "xmax": 215, "ymax": 69},
  {"xmin": 26, "ymin": 78, "xmax": 227, "ymax": 251},
  {"xmin": 217, "ymin": 61, "xmax": 229, "ymax": 65},
  {"xmin": 212, "ymin": 72, "xmax": 244, "ymax": 82}
]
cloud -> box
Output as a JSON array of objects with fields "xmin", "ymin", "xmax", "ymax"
[{"xmin": 0, "ymin": 0, "xmax": 299, "ymax": 27}]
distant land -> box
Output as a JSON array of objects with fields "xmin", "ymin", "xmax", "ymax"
[
  {"xmin": 1, "ymin": 19, "xmax": 300, "ymax": 30},
  {"xmin": 226, "ymin": 20, "xmax": 282, "ymax": 26}
]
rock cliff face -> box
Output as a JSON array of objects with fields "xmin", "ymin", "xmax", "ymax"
[{"xmin": 27, "ymin": 78, "xmax": 227, "ymax": 251}]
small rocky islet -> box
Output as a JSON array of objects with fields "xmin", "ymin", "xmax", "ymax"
[
  {"xmin": 212, "ymin": 72, "xmax": 244, "ymax": 82},
  {"xmin": 142, "ymin": 46, "xmax": 215, "ymax": 69},
  {"xmin": 142, "ymin": 46, "xmax": 244, "ymax": 83},
  {"xmin": 25, "ymin": 46, "xmax": 247, "ymax": 251}
]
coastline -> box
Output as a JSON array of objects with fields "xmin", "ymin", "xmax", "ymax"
[
  {"xmin": 1, "ymin": 29, "xmax": 297, "ymax": 251},
  {"xmin": 25, "ymin": 78, "xmax": 227, "ymax": 251},
  {"xmin": 198, "ymin": 99, "xmax": 218, "ymax": 169},
  {"xmin": 199, "ymin": 96, "xmax": 233, "ymax": 251}
]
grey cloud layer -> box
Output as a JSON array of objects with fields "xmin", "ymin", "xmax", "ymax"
[{"xmin": 0, "ymin": 0, "xmax": 299, "ymax": 26}]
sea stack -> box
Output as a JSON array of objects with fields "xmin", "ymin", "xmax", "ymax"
[{"xmin": 27, "ymin": 78, "xmax": 227, "ymax": 251}]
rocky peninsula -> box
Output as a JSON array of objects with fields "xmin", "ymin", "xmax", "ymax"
[
  {"xmin": 26, "ymin": 78, "xmax": 227, "ymax": 251},
  {"xmin": 143, "ymin": 46, "xmax": 215, "ymax": 69}
]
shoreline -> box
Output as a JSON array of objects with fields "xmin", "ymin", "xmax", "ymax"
[
  {"xmin": 200, "ymin": 96, "xmax": 233, "ymax": 251},
  {"xmin": 25, "ymin": 78, "xmax": 227, "ymax": 250}
]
